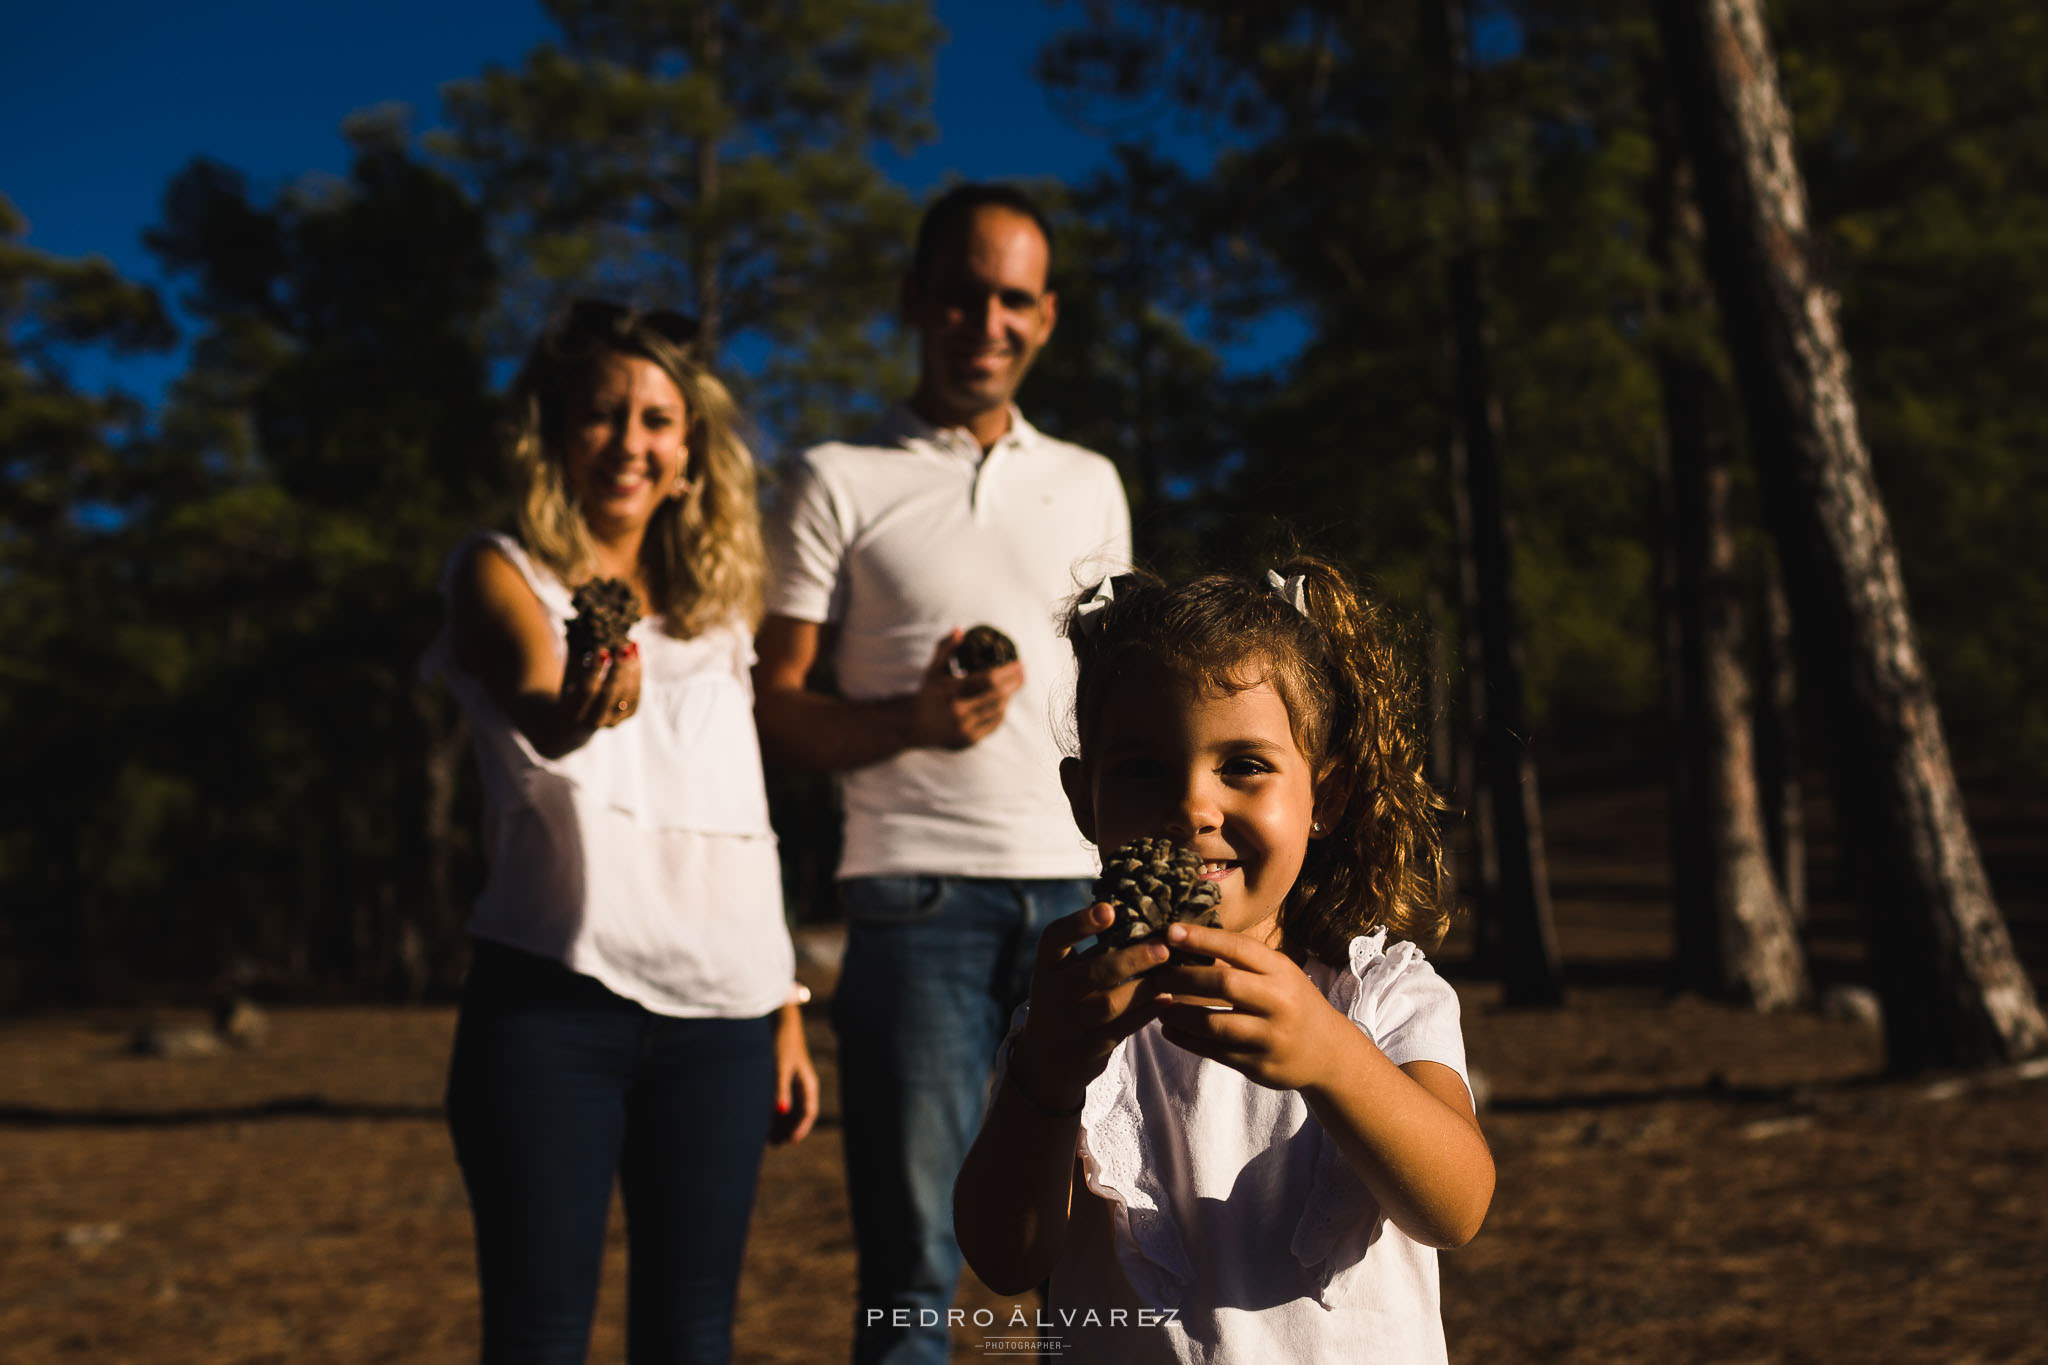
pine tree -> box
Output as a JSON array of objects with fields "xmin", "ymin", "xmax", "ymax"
[
  {"xmin": 1646, "ymin": 129, "xmax": 1806, "ymax": 1010},
  {"xmin": 140, "ymin": 116, "xmax": 502, "ymax": 996},
  {"xmin": 0, "ymin": 196, "xmax": 177, "ymax": 1003},
  {"xmin": 438, "ymin": 0, "xmax": 942, "ymax": 451},
  {"xmin": 1655, "ymin": 0, "xmax": 2046, "ymax": 1068}
]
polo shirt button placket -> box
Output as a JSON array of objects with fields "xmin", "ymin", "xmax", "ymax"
[{"xmin": 962, "ymin": 432, "xmax": 997, "ymax": 517}]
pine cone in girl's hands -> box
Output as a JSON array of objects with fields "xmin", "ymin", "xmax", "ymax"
[
  {"xmin": 567, "ymin": 577, "xmax": 639, "ymax": 658},
  {"xmin": 952, "ymin": 624, "xmax": 1018, "ymax": 673},
  {"xmin": 1092, "ymin": 836, "xmax": 1224, "ymax": 960}
]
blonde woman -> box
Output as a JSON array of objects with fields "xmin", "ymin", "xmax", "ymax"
[{"xmin": 427, "ymin": 301, "xmax": 817, "ymax": 1364}]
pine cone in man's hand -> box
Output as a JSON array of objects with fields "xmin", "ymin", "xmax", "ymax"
[{"xmin": 952, "ymin": 624, "xmax": 1018, "ymax": 673}]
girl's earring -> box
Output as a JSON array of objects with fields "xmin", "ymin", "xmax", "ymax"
[{"xmin": 1311, "ymin": 820, "xmax": 1327, "ymax": 836}]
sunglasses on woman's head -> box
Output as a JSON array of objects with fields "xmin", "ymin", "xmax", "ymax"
[{"xmin": 561, "ymin": 298, "xmax": 701, "ymax": 347}]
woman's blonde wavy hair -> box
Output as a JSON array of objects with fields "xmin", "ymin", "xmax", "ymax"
[
  {"xmin": 505, "ymin": 300, "xmax": 763, "ymax": 636},
  {"xmin": 1064, "ymin": 555, "xmax": 1450, "ymax": 963}
]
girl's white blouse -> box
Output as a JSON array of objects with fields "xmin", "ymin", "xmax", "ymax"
[
  {"xmin": 423, "ymin": 531, "xmax": 794, "ymax": 1019},
  {"xmin": 1005, "ymin": 929, "xmax": 1471, "ymax": 1364}
]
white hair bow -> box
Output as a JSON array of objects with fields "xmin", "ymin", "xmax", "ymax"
[
  {"xmin": 1266, "ymin": 569, "xmax": 1310, "ymax": 617},
  {"xmin": 1075, "ymin": 575, "xmax": 1117, "ymax": 634}
]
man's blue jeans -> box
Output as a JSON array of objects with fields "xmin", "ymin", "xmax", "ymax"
[
  {"xmin": 832, "ymin": 875, "xmax": 1093, "ymax": 1365},
  {"xmin": 446, "ymin": 940, "xmax": 777, "ymax": 1365}
]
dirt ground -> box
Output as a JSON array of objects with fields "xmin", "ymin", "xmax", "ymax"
[{"xmin": 4, "ymin": 771, "xmax": 2046, "ymax": 1364}]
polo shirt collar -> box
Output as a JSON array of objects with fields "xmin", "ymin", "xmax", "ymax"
[{"xmin": 886, "ymin": 403, "xmax": 1038, "ymax": 463}]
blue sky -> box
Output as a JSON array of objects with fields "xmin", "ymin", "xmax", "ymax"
[{"xmin": 1, "ymin": 2, "xmax": 1294, "ymax": 405}]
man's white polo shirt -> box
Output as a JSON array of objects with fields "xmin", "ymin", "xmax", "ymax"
[{"xmin": 765, "ymin": 405, "xmax": 1132, "ymax": 880}]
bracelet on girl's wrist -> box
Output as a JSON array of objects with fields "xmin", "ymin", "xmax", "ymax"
[{"xmin": 1005, "ymin": 1038, "xmax": 1085, "ymax": 1117}]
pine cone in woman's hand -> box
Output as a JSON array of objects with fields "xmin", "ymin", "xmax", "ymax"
[
  {"xmin": 1092, "ymin": 837, "xmax": 1223, "ymax": 958},
  {"xmin": 567, "ymin": 577, "xmax": 639, "ymax": 658},
  {"xmin": 952, "ymin": 624, "xmax": 1018, "ymax": 673}
]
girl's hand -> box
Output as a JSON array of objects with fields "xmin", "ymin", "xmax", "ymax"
[
  {"xmin": 561, "ymin": 640, "xmax": 644, "ymax": 731},
  {"xmin": 1011, "ymin": 902, "xmax": 1174, "ymax": 1110},
  {"xmin": 1151, "ymin": 922, "xmax": 1351, "ymax": 1093},
  {"xmin": 770, "ymin": 998, "xmax": 819, "ymax": 1145},
  {"xmin": 1157, "ymin": 923, "xmax": 1497, "ymax": 1248}
]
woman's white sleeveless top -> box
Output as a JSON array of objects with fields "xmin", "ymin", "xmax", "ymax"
[{"xmin": 424, "ymin": 532, "xmax": 793, "ymax": 1018}]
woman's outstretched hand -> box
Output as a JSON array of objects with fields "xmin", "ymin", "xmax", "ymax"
[
  {"xmin": 1010, "ymin": 902, "xmax": 1173, "ymax": 1111},
  {"xmin": 1151, "ymin": 922, "xmax": 1351, "ymax": 1093},
  {"xmin": 448, "ymin": 544, "xmax": 647, "ymax": 758},
  {"xmin": 560, "ymin": 641, "xmax": 644, "ymax": 732}
]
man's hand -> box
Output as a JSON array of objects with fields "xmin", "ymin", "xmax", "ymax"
[
  {"xmin": 907, "ymin": 628, "xmax": 1024, "ymax": 750},
  {"xmin": 755, "ymin": 616, "xmax": 1024, "ymax": 772}
]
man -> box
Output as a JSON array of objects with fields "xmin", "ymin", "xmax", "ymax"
[{"xmin": 756, "ymin": 183, "xmax": 1131, "ymax": 1365}]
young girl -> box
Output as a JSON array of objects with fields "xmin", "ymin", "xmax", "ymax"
[
  {"xmin": 954, "ymin": 557, "xmax": 1493, "ymax": 1363},
  {"xmin": 428, "ymin": 300, "xmax": 817, "ymax": 1364}
]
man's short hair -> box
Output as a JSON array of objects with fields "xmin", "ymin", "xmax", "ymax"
[{"xmin": 909, "ymin": 182, "xmax": 1056, "ymax": 287}]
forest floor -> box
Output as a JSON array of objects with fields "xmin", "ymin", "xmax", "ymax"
[{"xmin": 3, "ymin": 763, "xmax": 2046, "ymax": 1364}]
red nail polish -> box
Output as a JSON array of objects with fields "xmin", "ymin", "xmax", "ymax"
[
  {"xmin": 625, "ymin": 642, "xmax": 640, "ymax": 658},
  {"xmin": 776, "ymin": 1099, "xmax": 791, "ymax": 1114},
  {"xmin": 598, "ymin": 648, "xmax": 611, "ymax": 664}
]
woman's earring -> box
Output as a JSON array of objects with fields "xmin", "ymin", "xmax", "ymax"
[{"xmin": 1311, "ymin": 820, "xmax": 1327, "ymax": 836}]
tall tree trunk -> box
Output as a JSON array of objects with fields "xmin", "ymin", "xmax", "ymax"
[
  {"xmin": 1667, "ymin": 421, "xmax": 1807, "ymax": 1007},
  {"xmin": 1650, "ymin": 123, "xmax": 1806, "ymax": 1009},
  {"xmin": 1447, "ymin": 430, "xmax": 1503, "ymax": 970},
  {"xmin": 1655, "ymin": 0, "xmax": 2046, "ymax": 1068},
  {"xmin": 1657, "ymin": 423, "xmax": 1713, "ymax": 984},
  {"xmin": 1754, "ymin": 566, "xmax": 1806, "ymax": 922},
  {"xmin": 1428, "ymin": 0, "xmax": 1563, "ymax": 1005}
]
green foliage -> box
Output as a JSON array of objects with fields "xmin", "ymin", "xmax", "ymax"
[
  {"xmin": 437, "ymin": 0, "xmax": 942, "ymax": 453},
  {"xmin": 140, "ymin": 128, "xmax": 503, "ymax": 995},
  {"xmin": 3, "ymin": 130, "xmax": 503, "ymax": 1003},
  {"xmin": 1040, "ymin": 0, "xmax": 2048, "ymax": 771},
  {"xmin": 1040, "ymin": 1, "xmax": 1671, "ymax": 733},
  {"xmin": 0, "ymin": 198, "xmax": 178, "ymax": 1002}
]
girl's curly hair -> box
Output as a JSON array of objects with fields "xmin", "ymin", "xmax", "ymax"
[{"xmin": 1065, "ymin": 555, "xmax": 1449, "ymax": 963}]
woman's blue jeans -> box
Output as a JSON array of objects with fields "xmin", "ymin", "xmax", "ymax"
[
  {"xmin": 831, "ymin": 875, "xmax": 1092, "ymax": 1365},
  {"xmin": 446, "ymin": 940, "xmax": 777, "ymax": 1365}
]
